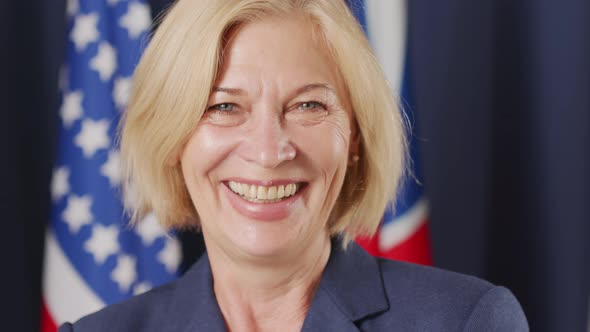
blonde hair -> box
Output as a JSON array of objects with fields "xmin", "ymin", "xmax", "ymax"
[{"xmin": 120, "ymin": 0, "xmax": 407, "ymax": 244}]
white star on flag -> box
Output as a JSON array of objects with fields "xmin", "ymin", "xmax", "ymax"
[
  {"xmin": 51, "ymin": 166, "xmax": 70, "ymax": 202},
  {"xmin": 60, "ymin": 90, "xmax": 84, "ymax": 128},
  {"xmin": 122, "ymin": 183, "xmax": 139, "ymax": 211},
  {"xmin": 107, "ymin": 0, "xmax": 122, "ymax": 6},
  {"xmin": 119, "ymin": 3, "xmax": 151, "ymax": 39},
  {"xmin": 101, "ymin": 150, "xmax": 121, "ymax": 187},
  {"xmin": 135, "ymin": 213, "xmax": 165, "ymax": 246},
  {"xmin": 90, "ymin": 42, "xmax": 117, "ymax": 81},
  {"xmin": 74, "ymin": 118, "xmax": 111, "ymax": 158},
  {"xmin": 111, "ymin": 254, "xmax": 137, "ymax": 292},
  {"xmin": 113, "ymin": 76, "xmax": 132, "ymax": 110},
  {"xmin": 84, "ymin": 224, "xmax": 121, "ymax": 264},
  {"xmin": 133, "ymin": 282, "xmax": 152, "ymax": 295},
  {"xmin": 70, "ymin": 13, "xmax": 100, "ymax": 51},
  {"xmin": 62, "ymin": 194, "xmax": 93, "ymax": 233},
  {"xmin": 157, "ymin": 237, "xmax": 181, "ymax": 274}
]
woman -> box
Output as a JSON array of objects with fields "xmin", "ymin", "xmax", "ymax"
[{"xmin": 60, "ymin": 0, "xmax": 528, "ymax": 331}]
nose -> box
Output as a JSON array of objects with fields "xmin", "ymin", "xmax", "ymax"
[{"xmin": 238, "ymin": 109, "xmax": 296, "ymax": 169}]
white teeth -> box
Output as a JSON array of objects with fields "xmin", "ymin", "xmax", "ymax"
[
  {"xmin": 227, "ymin": 181, "xmax": 301, "ymax": 202},
  {"xmin": 277, "ymin": 185, "xmax": 285, "ymax": 199},
  {"xmin": 267, "ymin": 186, "xmax": 277, "ymax": 199},
  {"xmin": 228, "ymin": 181, "xmax": 240, "ymax": 193},
  {"xmin": 256, "ymin": 186, "xmax": 267, "ymax": 200}
]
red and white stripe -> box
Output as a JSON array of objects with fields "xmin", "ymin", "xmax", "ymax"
[
  {"xmin": 356, "ymin": 0, "xmax": 432, "ymax": 265},
  {"xmin": 41, "ymin": 231, "xmax": 105, "ymax": 330}
]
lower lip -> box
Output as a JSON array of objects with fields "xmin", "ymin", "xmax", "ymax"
[{"xmin": 222, "ymin": 183, "xmax": 304, "ymax": 221}]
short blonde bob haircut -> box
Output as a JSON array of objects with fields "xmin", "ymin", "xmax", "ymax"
[{"xmin": 120, "ymin": 0, "xmax": 407, "ymax": 243}]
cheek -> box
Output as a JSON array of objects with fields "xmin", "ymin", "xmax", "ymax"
[
  {"xmin": 181, "ymin": 125, "xmax": 237, "ymax": 189},
  {"xmin": 290, "ymin": 114, "xmax": 351, "ymax": 172}
]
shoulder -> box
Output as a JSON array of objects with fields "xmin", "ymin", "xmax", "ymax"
[
  {"xmin": 366, "ymin": 258, "xmax": 529, "ymax": 331},
  {"xmin": 58, "ymin": 281, "xmax": 179, "ymax": 332},
  {"xmin": 57, "ymin": 254, "xmax": 223, "ymax": 332},
  {"xmin": 314, "ymin": 240, "xmax": 528, "ymax": 331}
]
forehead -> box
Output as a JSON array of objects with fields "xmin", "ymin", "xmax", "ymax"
[{"xmin": 215, "ymin": 16, "xmax": 344, "ymax": 91}]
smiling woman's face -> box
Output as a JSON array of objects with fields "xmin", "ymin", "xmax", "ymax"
[{"xmin": 180, "ymin": 15, "xmax": 354, "ymax": 260}]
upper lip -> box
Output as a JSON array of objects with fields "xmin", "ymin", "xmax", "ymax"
[{"xmin": 222, "ymin": 178, "xmax": 308, "ymax": 186}]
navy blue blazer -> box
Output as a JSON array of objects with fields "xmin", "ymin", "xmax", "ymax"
[{"xmin": 59, "ymin": 240, "xmax": 528, "ymax": 331}]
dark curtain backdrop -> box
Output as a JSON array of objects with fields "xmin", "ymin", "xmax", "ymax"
[{"xmin": 2, "ymin": 0, "xmax": 588, "ymax": 331}]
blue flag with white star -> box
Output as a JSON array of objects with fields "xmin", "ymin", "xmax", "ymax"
[{"xmin": 42, "ymin": 1, "xmax": 180, "ymax": 329}]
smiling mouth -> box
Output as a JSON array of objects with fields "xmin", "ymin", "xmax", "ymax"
[{"xmin": 225, "ymin": 181, "xmax": 306, "ymax": 203}]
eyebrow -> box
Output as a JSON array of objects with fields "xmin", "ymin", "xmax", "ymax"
[
  {"xmin": 294, "ymin": 83, "xmax": 336, "ymax": 96},
  {"xmin": 211, "ymin": 86, "xmax": 246, "ymax": 96},
  {"xmin": 211, "ymin": 83, "xmax": 336, "ymax": 97}
]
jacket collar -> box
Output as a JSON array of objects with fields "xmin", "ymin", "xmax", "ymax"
[
  {"xmin": 301, "ymin": 238, "xmax": 389, "ymax": 331},
  {"xmin": 168, "ymin": 237, "xmax": 388, "ymax": 331}
]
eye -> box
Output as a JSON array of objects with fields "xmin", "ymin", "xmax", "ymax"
[
  {"xmin": 298, "ymin": 101, "xmax": 325, "ymax": 111},
  {"xmin": 202, "ymin": 102, "xmax": 247, "ymax": 126},
  {"xmin": 208, "ymin": 103, "xmax": 236, "ymax": 112},
  {"xmin": 285, "ymin": 100, "xmax": 329, "ymax": 126}
]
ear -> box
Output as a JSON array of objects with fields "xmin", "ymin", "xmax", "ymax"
[{"xmin": 347, "ymin": 118, "xmax": 361, "ymax": 169}]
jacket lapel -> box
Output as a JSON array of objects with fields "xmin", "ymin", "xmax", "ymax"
[
  {"xmin": 301, "ymin": 239, "xmax": 389, "ymax": 331},
  {"xmin": 300, "ymin": 288, "xmax": 362, "ymax": 331}
]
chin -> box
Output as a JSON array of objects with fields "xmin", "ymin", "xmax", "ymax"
[{"xmin": 230, "ymin": 220, "xmax": 302, "ymax": 259}]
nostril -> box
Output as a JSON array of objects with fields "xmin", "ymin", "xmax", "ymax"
[
  {"xmin": 277, "ymin": 140, "xmax": 296, "ymax": 161},
  {"xmin": 254, "ymin": 140, "xmax": 296, "ymax": 168}
]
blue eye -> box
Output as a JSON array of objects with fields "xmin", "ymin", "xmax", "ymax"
[
  {"xmin": 298, "ymin": 101, "xmax": 325, "ymax": 110},
  {"xmin": 208, "ymin": 103, "xmax": 236, "ymax": 112}
]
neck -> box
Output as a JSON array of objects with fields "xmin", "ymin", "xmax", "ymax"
[{"xmin": 206, "ymin": 234, "xmax": 331, "ymax": 332}]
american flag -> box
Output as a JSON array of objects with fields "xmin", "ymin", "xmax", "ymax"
[
  {"xmin": 350, "ymin": 0, "xmax": 432, "ymax": 265},
  {"xmin": 41, "ymin": 1, "xmax": 180, "ymax": 330}
]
